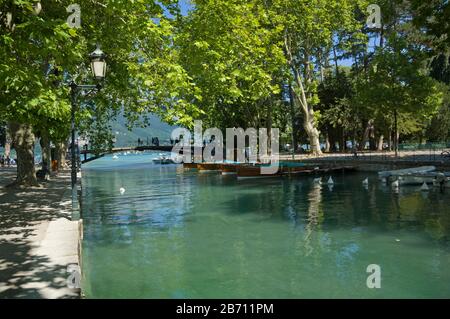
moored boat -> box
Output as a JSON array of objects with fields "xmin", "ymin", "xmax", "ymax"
[
  {"xmin": 183, "ymin": 162, "xmax": 198, "ymax": 169},
  {"xmin": 378, "ymin": 166, "xmax": 436, "ymax": 180},
  {"xmin": 220, "ymin": 163, "xmax": 238, "ymax": 175},
  {"xmin": 397, "ymin": 173, "xmax": 438, "ymax": 186},
  {"xmin": 153, "ymin": 156, "xmax": 175, "ymax": 165},
  {"xmin": 280, "ymin": 162, "xmax": 312, "ymax": 175},
  {"xmin": 236, "ymin": 164, "xmax": 282, "ymax": 179},
  {"xmin": 197, "ymin": 163, "xmax": 222, "ymax": 172}
]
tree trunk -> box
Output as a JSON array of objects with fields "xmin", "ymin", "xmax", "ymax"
[
  {"xmin": 284, "ymin": 33, "xmax": 322, "ymax": 156},
  {"xmin": 4, "ymin": 127, "xmax": 11, "ymax": 158},
  {"xmin": 56, "ymin": 140, "xmax": 69, "ymax": 171},
  {"xmin": 333, "ymin": 46, "xmax": 340, "ymax": 78},
  {"xmin": 394, "ymin": 110, "xmax": 399, "ymax": 157},
  {"xmin": 388, "ymin": 129, "xmax": 393, "ymax": 151},
  {"xmin": 8, "ymin": 122, "xmax": 38, "ymax": 187},
  {"xmin": 303, "ymin": 109, "xmax": 322, "ymax": 155},
  {"xmin": 325, "ymin": 131, "xmax": 330, "ymax": 153},
  {"xmin": 39, "ymin": 130, "xmax": 51, "ymax": 175},
  {"xmin": 377, "ymin": 135, "xmax": 384, "ymax": 151},
  {"xmin": 289, "ymin": 85, "xmax": 298, "ymax": 153},
  {"xmin": 267, "ymin": 102, "xmax": 273, "ymax": 156},
  {"xmin": 360, "ymin": 119, "xmax": 374, "ymax": 151},
  {"xmin": 329, "ymin": 129, "xmax": 337, "ymax": 152}
]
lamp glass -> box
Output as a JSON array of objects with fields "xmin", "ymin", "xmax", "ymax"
[{"xmin": 91, "ymin": 60, "xmax": 106, "ymax": 79}]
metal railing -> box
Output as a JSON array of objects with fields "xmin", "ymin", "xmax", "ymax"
[{"xmin": 280, "ymin": 142, "xmax": 450, "ymax": 164}]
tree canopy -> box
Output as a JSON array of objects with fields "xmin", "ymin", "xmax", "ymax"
[{"xmin": 1, "ymin": 0, "xmax": 449, "ymax": 185}]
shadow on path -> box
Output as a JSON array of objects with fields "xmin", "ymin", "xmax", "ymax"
[{"xmin": 0, "ymin": 169, "xmax": 79, "ymax": 298}]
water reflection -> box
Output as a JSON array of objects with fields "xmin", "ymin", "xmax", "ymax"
[
  {"xmin": 304, "ymin": 184, "xmax": 323, "ymax": 256},
  {"xmin": 81, "ymin": 154, "xmax": 450, "ymax": 298}
]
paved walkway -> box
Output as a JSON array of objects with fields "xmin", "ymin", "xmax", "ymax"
[{"xmin": 0, "ymin": 169, "xmax": 80, "ymax": 299}]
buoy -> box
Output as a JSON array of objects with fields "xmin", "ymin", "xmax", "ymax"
[
  {"xmin": 327, "ymin": 177, "xmax": 334, "ymax": 185},
  {"xmin": 420, "ymin": 182, "xmax": 429, "ymax": 192},
  {"xmin": 382, "ymin": 177, "xmax": 387, "ymax": 184},
  {"xmin": 392, "ymin": 179, "xmax": 399, "ymax": 188},
  {"xmin": 113, "ymin": 155, "xmax": 119, "ymax": 160},
  {"xmin": 396, "ymin": 239, "xmax": 401, "ymax": 242},
  {"xmin": 119, "ymin": 187, "xmax": 126, "ymax": 195},
  {"xmin": 362, "ymin": 178, "xmax": 369, "ymax": 186}
]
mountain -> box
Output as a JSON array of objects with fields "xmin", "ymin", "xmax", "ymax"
[{"xmin": 111, "ymin": 114, "xmax": 176, "ymax": 147}]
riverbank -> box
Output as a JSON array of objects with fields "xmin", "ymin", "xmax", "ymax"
[
  {"xmin": 0, "ymin": 168, "xmax": 81, "ymax": 299},
  {"xmin": 279, "ymin": 149, "xmax": 450, "ymax": 171}
]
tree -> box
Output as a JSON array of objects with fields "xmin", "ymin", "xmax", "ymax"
[
  {"xmin": 410, "ymin": 0, "xmax": 450, "ymax": 54},
  {"xmin": 317, "ymin": 68, "xmax": 356, "ymax": 152},
  {"xmin": 353, "ymin": 32, "xmax": 444, "ymax": 154},
  {"xmin": 177, "ymin": 0, "xmax": 286, "ymax": 132},
  {"xmin": 252, "ymin": 0, "xmax": 368, "ymax": 155},
  {"xmin": 177, "ymin": 0, "xmax": 368, "ymax": 155},
  {"xmin": 0, "ymin": 0, "xmax": 200, "ymax": 186}
]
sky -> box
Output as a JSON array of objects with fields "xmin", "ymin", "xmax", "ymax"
[{"xmin": 179, "ymin": 0, "xmax": 192, "ymax": 15}]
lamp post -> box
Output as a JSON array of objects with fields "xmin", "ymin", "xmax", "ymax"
[{"xmin": 70, "ymin": 45, "xmax": 106, "ymax": 211}]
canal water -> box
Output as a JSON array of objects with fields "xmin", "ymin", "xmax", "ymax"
[{"xmin": 81, "ymin": 153, "xmax": 450, "ymax": 298}]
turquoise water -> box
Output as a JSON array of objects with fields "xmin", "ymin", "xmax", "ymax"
[{"xmin": 81, "ymin": 153, "xmax": 450, "ymax": 298}]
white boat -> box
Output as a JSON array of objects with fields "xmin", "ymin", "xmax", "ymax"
[
  {"xmin": 397, "ymin": 172, "xmax": 450, "ymax": 186},
  {"xmin": 397, "ymin": 174, "xmax": 437, "ymax": 186},
  {"xmin": 153, "ymin": 156, "xmax": 175, "ymax": 165},
  {"xmin": 378, "ymin": 166, "xmax": 436, "ymax": 180}
]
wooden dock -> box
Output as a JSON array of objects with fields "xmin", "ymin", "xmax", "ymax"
[{"xmin": 183, "ymin": 162, "xmax": 356, "ymax": 179}]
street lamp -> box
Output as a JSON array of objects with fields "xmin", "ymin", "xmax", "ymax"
[
  {"xmin": 70, "ymin": 45, "xmax": 106, "ymax": 213},
  {"xmin": 89, "ymin": 45, "xmax": 107, "ymax": 80}
]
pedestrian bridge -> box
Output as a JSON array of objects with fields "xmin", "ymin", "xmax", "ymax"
[{"xmin": 80, "ymin": 145, "xmax": 204, "ymax": 164}]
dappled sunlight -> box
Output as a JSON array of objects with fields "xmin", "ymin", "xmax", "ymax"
[{"xmin": 0, "ymin": 169, "xmax": 78, "ymax": 298}]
